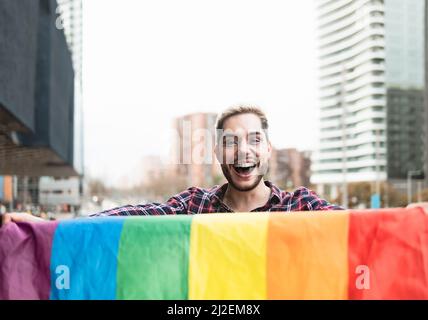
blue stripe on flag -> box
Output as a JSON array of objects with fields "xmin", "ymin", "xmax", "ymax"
[{"xmin": 50, "ymin": 217, "xmax": 125, "ymax": 300}]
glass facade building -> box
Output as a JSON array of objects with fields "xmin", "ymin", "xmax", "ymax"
[
  {"xmin": 58, "ymin": 0, "xmax": 84, "ymax": 175},
  {"xmin": 312, "ymin": 0, "xmax": 426, "ymax": 197}
]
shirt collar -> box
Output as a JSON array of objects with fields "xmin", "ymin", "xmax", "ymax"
[
  {"xmin": 264, "ymin": 180, "xmax": 282, "ymax": 204},
  {"xmin": 209, "ymin": 180, "xmax": 282, "ymax": 205}
]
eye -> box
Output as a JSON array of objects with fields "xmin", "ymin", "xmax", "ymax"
[
  {"xmin": 249, "ymin": 137, "xmax": 261, "ymax": 145},
  {"xmin": 223, "ymin": 137, "xmax": 238, "ymax": 147}
]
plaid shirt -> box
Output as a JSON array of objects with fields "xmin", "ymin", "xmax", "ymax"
[{"xmin": 91, "ymin": 181, "xmax": 343, "ymax": 217}]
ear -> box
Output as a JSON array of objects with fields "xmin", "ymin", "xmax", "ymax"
[{"xmin": 266, "ymin": 140, "xmax": 272, "ymax": 158}]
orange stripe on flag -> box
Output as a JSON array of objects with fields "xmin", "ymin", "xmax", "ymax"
[{"xmin": 267, "ymin": 211, "xmax": 349, "ymax": 299}]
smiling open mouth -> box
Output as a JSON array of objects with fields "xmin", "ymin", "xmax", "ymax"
[{"xmin": 231, "ymin": 162, "xmax": 258, "ymax": 176}]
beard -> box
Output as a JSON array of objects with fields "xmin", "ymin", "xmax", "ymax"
[{"xmin": 220, "ymin": 161, "xmax": 267, "ymax": 192}]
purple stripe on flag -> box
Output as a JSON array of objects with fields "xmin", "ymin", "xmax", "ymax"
[{"xmin": 0, "ymin": 221, "xmax": 58, "ymax": 299}]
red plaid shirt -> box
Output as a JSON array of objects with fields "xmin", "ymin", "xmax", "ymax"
[{"xmin": 91, "ymin": 181, "xmax": 343, "ymax": 217}]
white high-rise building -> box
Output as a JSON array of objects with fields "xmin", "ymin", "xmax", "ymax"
[{"xmin": 312, "ymin": 0, "xmax": 425, "ymax": 200}]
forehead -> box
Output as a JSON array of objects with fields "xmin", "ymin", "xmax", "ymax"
[{"xmin": 222, "ymin": 113, "xmax": 263, "ymax": 134}]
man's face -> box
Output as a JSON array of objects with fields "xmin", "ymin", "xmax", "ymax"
[{"xmin": 215, "ymin": 113, "xmax": 272, "ymax": 192}]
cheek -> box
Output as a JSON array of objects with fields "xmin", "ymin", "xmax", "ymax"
[
  {"xmin": 220, "ymin": 148, "xmax": 236, "ymax": 164},
  {"xmin": 253, "ymin": 144, "xmax": 268, "ymax": 159},
  {"xmin": 226, "ymin": 150, "xmax": 236, "ymax": 164}
]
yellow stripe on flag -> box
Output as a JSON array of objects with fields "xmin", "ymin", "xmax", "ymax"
[
  {"xmin": 267, "ymin": 211, "xmax": 350, "ymax": 299},
  {"xmin": 189, "ymin": 213, "xmax": 269, "ymax": 300}
]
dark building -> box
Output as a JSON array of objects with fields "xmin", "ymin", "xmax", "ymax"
[
  {"xmin": 425, "ymin": 0, "xmax": 428, "ymax": 188},
  {"xmin": 387, "ymin": 88, "xmax": 425, "ymax": 180},
  {"xmin": 0, "ymin": 0, "xmax": 76, "ymax": 177}
]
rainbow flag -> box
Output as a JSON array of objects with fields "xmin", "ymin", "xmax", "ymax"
[{"xmin": 0, "ymin": 208, "xmax": 427, "ymax": 300}]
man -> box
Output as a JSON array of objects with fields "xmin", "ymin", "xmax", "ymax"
[{"xmin": 1, "ymin": 105, "xmax": 342, "ymax": 226}]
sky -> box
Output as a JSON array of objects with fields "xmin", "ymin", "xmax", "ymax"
[{"xmin": 83, "ymin": 0, "xmax": 320, "ymax": 187}]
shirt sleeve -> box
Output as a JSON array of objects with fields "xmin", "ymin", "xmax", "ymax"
[
  {"xmin": 290, "ymin": 187, "xmax": 345, "ymax": 211},
  {"xmin": 89, "ymin": 188, "xmax": 194, "ymax": 217}
]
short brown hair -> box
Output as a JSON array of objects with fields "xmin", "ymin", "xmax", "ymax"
[{"xmin": 215, "ymin": 104, "xmax": 269, "ymax": 142}]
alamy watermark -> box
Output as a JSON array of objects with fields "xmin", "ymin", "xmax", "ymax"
[
  {"xmin": 355, "ymin": 264, "xmax": 370, "ymax": 290},
  {"xmin": 53, "ymin": 264, "xmax": 372, "ymax": 292},
  {"xmin": 166, "ymin": 120, "xmax": 270, "ymax": 176},
  {"xmin": 55, "ymin": 265, "xmax": 70, "ymax": 290},
  {"xmin": 55, "ymin": 6, "xmax": 65, "ymax": 30}
]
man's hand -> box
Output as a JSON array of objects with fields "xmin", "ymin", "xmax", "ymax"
[
  {"xmin": 406, "ymin": 202, "xmax": 428, "ymax": 214},
  {"xmin": 0, "ymin": 212, "xmax": 45, "ymax": 228}
]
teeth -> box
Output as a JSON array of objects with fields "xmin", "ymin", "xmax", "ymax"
[{"xmin": 234, "ymin": 163, "xmax": 256, "ymax": 168}]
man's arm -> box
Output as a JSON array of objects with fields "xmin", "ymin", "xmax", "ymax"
[
  {"xmin": 290, "ymin": 187, "xmax": 345, "ymax": 211},
  {"xmin": 0, "ymin": 212, "xmax": 44, "ymax": 228},
  {"xmin": 406, "ymin": 202, "xmax": 428, "ymax": 214},
  {"xmin": 90, "ymin": 188, "xmax": 194, "ymax": 217},
  {"xmin": 0, "ymin": 188, "xmax": 195, "ymax": 227}
]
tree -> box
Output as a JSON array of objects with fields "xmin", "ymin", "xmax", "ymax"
[
  {"xmin": 87, "ymin": 179, "xmax": 108, "ymax": 196},
  {"xmin": 414, "ymin": 188, "xmax": 428, "ymax": 202},
  {"xmin": 335, "ymin": 182, "xmax": 408, "ymax": 209}
]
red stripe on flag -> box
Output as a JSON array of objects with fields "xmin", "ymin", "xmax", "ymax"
[{"xmin": 348, "ymin": 208, "xmax": 428, "ymax": 299}]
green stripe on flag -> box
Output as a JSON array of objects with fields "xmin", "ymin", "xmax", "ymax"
[{"xmin": 116, "ymin": 215, "xmax": 192, "ymax": 299}]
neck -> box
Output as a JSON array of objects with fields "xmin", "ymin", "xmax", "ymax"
[{"xmin": 223, "ymin": 179, "xmax": 271, "ymax": 212}]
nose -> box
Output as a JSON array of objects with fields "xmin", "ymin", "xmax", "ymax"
[{"xmin": 237, "ymin": 139, "xmax": 250, "ymax": 160}]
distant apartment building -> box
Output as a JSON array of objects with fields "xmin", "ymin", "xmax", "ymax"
[
  {"xmin": 0, "ymin": 176, "xmax": 40, "ymax": 212},
  {"xmin": 172, "ymin": 113, "xmax": 224, "ymax": 188},
  {"xmin": 312, "ymin": 0, "xmax": 426, "ymax": 197},
  {"xmin": 269, "ymin": 148, "xmax": 311, "ymax": 190},
  {"xmin": 0, "ymin": 175, "xmax": 80, "ymax": 213},
  {"xmin": 39, "ymin": 177, "xmax": 81, "ymax": 212}
]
